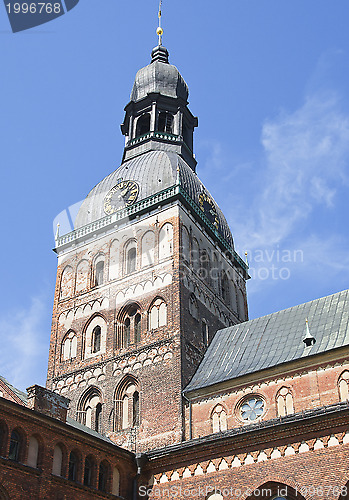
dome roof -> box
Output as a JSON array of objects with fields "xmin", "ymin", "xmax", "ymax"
[
  {"xmin": 130, "ymin": 46, "xmax": 189, "ymax": 102},
  {"xmin": 74, "ymin": 151, "xmax": 234, "ymax": 249}
]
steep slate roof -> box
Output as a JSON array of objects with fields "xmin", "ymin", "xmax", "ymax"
[
  {"xmin": 185, "ymin": 289, "xmax": 349, "ymax": 393},
  {"xmin": 0, "ymin": 375, "xmax": 27, "ymax": 404},
  {"xmin": 66, "ymin": 417, "xmax": 116, "ymax": 444}
]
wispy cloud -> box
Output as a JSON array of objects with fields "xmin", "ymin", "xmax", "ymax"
[
  {"xmin": 198, "ymin": 53, "xmax": 349, "ymax": 303},
  {"xmin": 0, "ymin": 295, "xmax": 49, "ymax": 392},
  {"xmin": 232, "ymin": 91, "xmax": 349, "ymax": 251}
]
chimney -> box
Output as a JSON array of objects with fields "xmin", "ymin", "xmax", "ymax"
[{"xmin": 27, "ymin": 385, "xmax": 70, "ymax": 422}]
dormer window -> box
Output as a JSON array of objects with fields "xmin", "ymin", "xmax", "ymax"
[{"xmin": 158, "ymin": 112, "xmax": 173, "ymax": 133}]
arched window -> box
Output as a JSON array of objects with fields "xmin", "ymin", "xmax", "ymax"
[
  {"xmin": 68, "ymin": 451, "xmax": 79, "ymax": 482},
  {"xmin": 211, "ymin": 405, "xmax": 228, "ymax": 433},
  {"xmin": 127, "ymin": 246, "xmax": 137, "ymax": 274},
  {"xmin": 159, "ymin": 223, "xmax": 173, "ymax": 260},
  {"xmin": 207, "ymin": 494, "xmax": 224, "ymax": 500},
  {"xmin": 9, "ymin": 430, "xmax": 21, "ymax": 462},
  {"xmin": 84, "ymin": 316, "xmax": 107, "ymax": 358},
  {"xmin": 117, "ymin": 304, "xmax": 141, "ymax": 348},
  {"xmin": 27, "ymin": 436, "xmax": 39, "ymax": 468},
  {"xmin": 95, "ymin": 261, "xmax": 104, "ymax": 286},
  {"xmin": 98, "ymin": 461, "xmax": 109, "ymax": 492},
  {"xmin": 141, "ymin": 231, "xmax": 155, "ymax": 267},
  {"xmin": 136, "ymin": 113, "xmax": 150, "ymax": 137},
  {"xmin": 77, "ymin": 387, "xmax": 103, "ymax": 431},
  {"xmin": 202, "ymin": 320, "xmax": 209, "ymax": 347},
  {"xmin": 189, "ymin": 294, "xmax": 199, "ymax": 320},
  {"xmin": 109, "ymin": 239, "xmax": 120, "ymax": 280},
  {"xmin": 181, "ymin": 226, "xmax": 190, "ymax": 263},
  {"xmin": 84, "ymin": 456, "xmax": 94, "ymax": 487},
  {"xmin": 133, "ymin": 391, "xmax": 140, "ymax": 426},
  {"xmin": 158, "ymin": 111, "xmax": 173, "ymax": 133},
  {"xmin": 148, "ymin": 298, "xmax": 167, "ymax": 330},
  {"xmin": 231, "ymin": 283, "xmax": 238, "ymax": 313},
  {"xmin": 221, "ymin": 271, "xmax": 230, "ymax": 305},
  {"xmin": 0, "ymin": 422, "xmax": 8, "ymax": 457},
  {"xmin": 122, "ymin": 395, "xmax": 129, "ymax": 429},
  {"xmin": 114, "ymin": 377, "xmax": 140, "ymax": 431},
  {"xmin": 276, "ymin": 387, "xmax": 294, "ymax": 417},
  {"xmin": 211, "ymin": 253, "xmax": 220, "ymax": 293},
  {"xmin": 95, "ymin": 403, "xmax": 102, "ymax": 432},
  {"xmin": 191, "ymin": 238, "xmax": 200, "ymax": 272},
  {"xmin": 76, "ymin": 259, "xmax": 89, "ymax": 293},
  {"xmin": 200, "ymin": 250, "xmax": 211, "ymax": 284},
  {"xmin": 52, "ymin": 444, "xmax": 64, "ymax": 476},
  {"xmin": 244, "ymin": 482, "xmax": 303, "ymax": 500},
  {"xmin": 135, "ymin": 313, "xmax": 141, "ymax": 343},
  {"xmin": 339, "ymin": 370, "xmax": 349, "ymax": 401},
  {"xmin": 61, "ymin": 331, "xmax": 77, "ymax": 361},
  {"xmin": 237, "ymin": 288, "xmax": 245, "ymax": 319},
  {"xmin": 60, "ymin": 266, "xmax": 73, "ymax": 300},
  {"xmin": 124, "ymin": 318, "xmax": 131, "ymax": 346},
  {"xmin": 93, "ymin": 255, "xmax": 105, "ymax": 287},
  {"xmin": 92, "ymin": 326, "xmax": 101, "ymax": 353},
  {"xmin": 112, "ymin": 467, "xmax": 120, "ymax": 496}
]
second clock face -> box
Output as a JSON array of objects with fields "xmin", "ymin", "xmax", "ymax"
[
  {"xmin": 104, "ymin": 180, "xmax": 139, "ymax": 215},
  {"xmin": 198, "ymin": 192, "xmax": 219, "ymax": 229}
]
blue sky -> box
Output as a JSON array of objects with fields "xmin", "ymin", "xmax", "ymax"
[{"xmin": 1, "ymin": 0, "xmax": 349, "ymax": 391}]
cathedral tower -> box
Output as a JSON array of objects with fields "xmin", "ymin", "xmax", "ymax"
[{"xmin": 47, "ymin": 38, "xmax": 249, "ymax": 451}]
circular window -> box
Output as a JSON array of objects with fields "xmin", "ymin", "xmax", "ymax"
[{"xmin": 240, "ymin": 396, "xmax": 265, "ymax": 422}]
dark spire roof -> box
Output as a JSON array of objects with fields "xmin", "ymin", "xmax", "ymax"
[
  {"xmin": 151, "ymin": 44, "xmax": 169, "ymax": 64},
  {"xmin": 130, "ymin": 46, "xmax": 189, "ymax": 103}
]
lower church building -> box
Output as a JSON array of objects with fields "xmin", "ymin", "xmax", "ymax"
[{"xmin": 1, "ymin": 29, "xmax": 349, "ymax": 500}]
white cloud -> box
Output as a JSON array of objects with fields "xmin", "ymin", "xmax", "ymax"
[
  {"xmin": 229, "ymin": 91, "xmax": 349, "ymax": 252},
  {"xmin": 0, "ymin": 295, "xmax": 49, "ymax": 392}
]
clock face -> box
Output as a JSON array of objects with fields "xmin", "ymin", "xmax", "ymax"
[
  {"xmin": 104, "ymin": 180, "xmax": 139, "ymax": 215},
  {"xmin": 198, "ymin": 192, "xmax": 219, "ymax": 229}
]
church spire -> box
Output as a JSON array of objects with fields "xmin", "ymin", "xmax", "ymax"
[
  {"xmin": 152, "ymin": 0, "xmax": 169, "ymax": 63},
  {"xmin": 156, "ymin": 0, "xmax": 163, "ymax": 45}
]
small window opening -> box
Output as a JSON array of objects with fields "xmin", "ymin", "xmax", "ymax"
[
  {"xmin": 158, "ymin": 112, "xmax": 173, "ymax": 133},
  {"xmin": 92, "ymin": 326, "xmax": 101, "ymax": 353},
  {"xmin": 136, "ymin": 113, "xmax": 150, "ymax": 137},
  {"xmin": 95, "ymin": 261, "xmax": 104, "ymax": 286}
]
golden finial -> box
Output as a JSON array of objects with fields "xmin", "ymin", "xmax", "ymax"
[
  {"xmin": 245, "ymin": 251, "xmax": 249, "ymax": 266},
  {"xmin": 156, "ymin": 0, "xmax": 163, "ymax": 45},
  {"xmin": 176, "ymin": 162, "xmax": 181, "ymax": 185}
]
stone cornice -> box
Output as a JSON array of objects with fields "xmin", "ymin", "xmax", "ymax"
[
  {"xmin": 144, "ymin": 400, "xmax": 349, "ymax": 469},
  {"xmin": 54, "ymin": 183, "xmax": 248, "ymax": 276}
]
